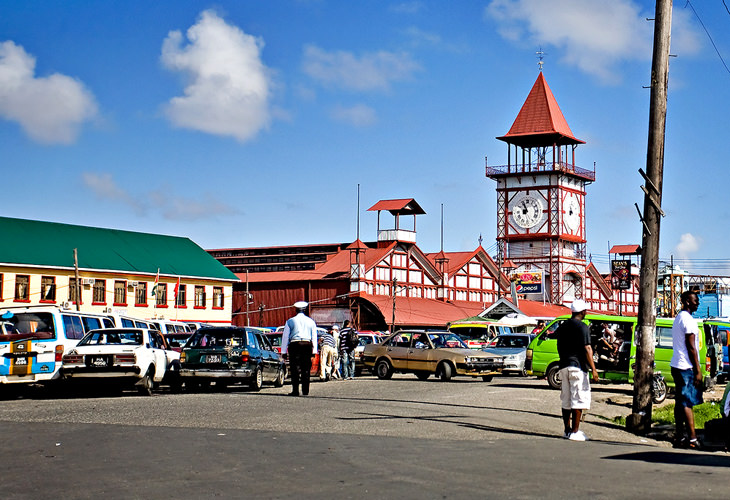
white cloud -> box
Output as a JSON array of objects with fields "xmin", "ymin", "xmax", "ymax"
[
  {"xmin": 302, "ymin": 44, "xmax": 420, "ymax": 91},
  {"xmin": 675, "ymin": 232, "xmax": 701, "ymax": 258},
  {"xmin": 82, "ymin": 172, "xmax": 147, "ymax": 216},
  {"xmin": 390, "ymin": 2, "xmax": 424, "ymax": 14},
  {"xmin": 485, "ymin": 0, "xmax": 683, "ymax": 83},
  {"xmin": 0, "ymin": 41, "xmax": 97, "ymax": 144},
  {"xmin": 330, "ymin": 104, "xmax": 377, "ymax": 127},
  {"xmin": 161, "ymin": 10, "xmax": 273, "ymax": 142},
  {"xmin": 82, "ymin": 172, "xmax": 239, "ymax": 221}
]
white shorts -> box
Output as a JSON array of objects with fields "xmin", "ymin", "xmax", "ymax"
[{"xmin": 560, "ymin": 367, "xmax": 591, "ymax": 410}]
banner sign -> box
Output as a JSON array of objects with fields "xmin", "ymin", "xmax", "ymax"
[
  {"xmin": 512, "ymin": 271, "xmax": 543, "ymax": 294},
  {"xmin": 611, "ymin": 260, "xmax": 632, "ymax": 290}
]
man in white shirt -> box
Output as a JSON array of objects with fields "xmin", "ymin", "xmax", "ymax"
[
  {"xmin": 282, "ymin": 301, "xmax": 318, "ymax": 397},
  {"xmin": 670, "ymin": 291, "xmax": 703, "ymax": 448}
]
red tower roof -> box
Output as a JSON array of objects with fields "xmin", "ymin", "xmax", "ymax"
[{"xmin": 497, "ymin": 73, "xmax": 584, "ymax": 147}]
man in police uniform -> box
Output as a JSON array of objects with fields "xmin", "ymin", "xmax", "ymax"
[{"xmin": 281, "ymin": 301, "xmax": 318, "ymax": 396}]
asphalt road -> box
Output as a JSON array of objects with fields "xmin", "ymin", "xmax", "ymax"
[{"xmin": 1, "ymin": 375, "xmax": 728, "ymax": 499}]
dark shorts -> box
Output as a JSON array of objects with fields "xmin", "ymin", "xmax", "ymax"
[{"xmin": 671, "ymin": 367, "xmax": 704, "ymax": 408}]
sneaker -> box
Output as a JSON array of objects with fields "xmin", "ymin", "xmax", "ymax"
[
  {"xmin": 688, "ymin": 438, "xmax": 702, "ymax": 450},
  {"xmin": 568, "ymin": 431, "xmax": 588, "ymax": 441},
  {"xmin": 563, "ymin": 431, "xmax": 571, "ymax": 439}
]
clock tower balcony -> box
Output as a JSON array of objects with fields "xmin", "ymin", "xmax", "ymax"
[{"xmin": 486, "ymin": 161, "xmax": 595, "ymax": 182}]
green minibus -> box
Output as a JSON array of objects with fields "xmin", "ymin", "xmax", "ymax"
[{"xmin": 525, "ymin": 313, "xmax": 717, "ymax": 390}]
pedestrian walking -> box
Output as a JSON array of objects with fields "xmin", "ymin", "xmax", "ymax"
[
  {"xmin": 339, "ymin": 320, "xmax": 358, "ymax": 380},
  {"xmin": 331, "ymin": 325, "xmax": 341, "ymax": 379},
  {"xmin": 281, "ymin": 301, "xmax": 318, "ymax": 397},
  {"xmin": 671, "ymin": 290, "xmax": 704, "ymax": 449},
  {"xmin": 319, "ymin": 326, "xmax": 337, "ymax": 381},
  {"xmin": 556, "ymin": 299, "xmax": 598, "ymax": 441}
]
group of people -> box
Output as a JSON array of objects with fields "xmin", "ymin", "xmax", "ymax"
[
  {"xmin": 280, "ymin": 301, "xmax": 360, "ymax": 397},
  {"xmin": 556, "ymin": 291, "xmax": 708, "ymax": 448}
]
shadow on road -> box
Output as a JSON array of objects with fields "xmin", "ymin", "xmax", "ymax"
[{"xmin": 604, "ymin": 450, "xmax": 730, "ymax": 467}]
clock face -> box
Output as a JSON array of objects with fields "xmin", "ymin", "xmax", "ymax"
[
  {"xmin": 512, "ymin": 195, "xmax": 543, "ymax": 229},
  {"xmin": 565, "ymin": 196, "xmax": 581, "ymax": 233}
]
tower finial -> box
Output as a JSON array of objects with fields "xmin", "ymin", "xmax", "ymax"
[{"xmin": 536, "ymin": 46, "xmax": 546, "ymax": 72}]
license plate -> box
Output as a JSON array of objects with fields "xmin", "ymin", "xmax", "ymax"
[
  {"xmin": 14, "ymin": 357, "xmax": 27, "ymax": 365},
  {"xmin": 206, "ymin": 354, "xmax": 222, "ymax": 363},
  {"xmin": 91, "ymin": 357, "xmax": 108, "ymax": 367}
]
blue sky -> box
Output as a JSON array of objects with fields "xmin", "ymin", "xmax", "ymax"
[{"xmin": 2, "ymin": 0, "xmax": 729, "ymax": 274}]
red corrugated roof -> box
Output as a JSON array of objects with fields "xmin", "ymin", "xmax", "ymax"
[
  {"xmin": 497, "ymin": 72, "xmax": 584, "ymax": 146},
  {"xmin": 367, "ymin": 198, "xmax": 426, "ymax": 215},
  {"xmin": 609, "ymin": 244, "xmax": 641, "ymax": 255},
  {"xmin": 508, "ymin": 299, "xmax": 570, "ymax": 318},
  {"xmin": 361, "ymin": 294, "xmax": 484, "ymax": 327}
]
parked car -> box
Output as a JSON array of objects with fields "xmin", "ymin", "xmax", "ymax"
[
  {"xmin": 354, "ymin": 331, "xmax": 385, "ymax": 376},
  {"xmin": 61, "ymin": 328, "xmax": 181, "ymax": 395},
  {"xmin": 448, "ymin": 320, "xmax": 515, "ymax": 349},
  {"xmin": 180, "ymin": 327, "xmax": 285, "ymax": 391},
  {"xmin": 362, "ymin": 330, "xmax": 504, "ymax": 382},
  {"xmin": 482, "ymin": 334, "xmax": 535, "ymax": 376}
]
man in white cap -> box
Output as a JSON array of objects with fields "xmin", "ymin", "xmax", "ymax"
[
  {"xmin": 555, "ymin": 299, "xmax": 598, "ymax": 441},
  {"xmin": 281, "ymin": 301, "xmax": 318, "ymax": 396}
]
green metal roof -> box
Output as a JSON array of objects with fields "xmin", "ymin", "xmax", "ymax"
[{"xmin": 0, "ymin": 216, "xmax": 239, "ymax": 282}]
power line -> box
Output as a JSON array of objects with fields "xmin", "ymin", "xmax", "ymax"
[{"xmin": 685, "ymin": 0, "xmax": 730, "ymax": 75}]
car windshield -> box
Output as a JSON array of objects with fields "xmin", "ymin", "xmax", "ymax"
[
  {"xmin": 188, "ymin": 330, "xmax": 246, "ymax": 348},
  {"xmin": 78, "ymin": 330, "xmax": 142, "ymax": 345},
  {"xmin": 494, "ymin": 335, "xmax": 529, "ymax": 348},
  {"xmin": 427, "ymin": 333, "xmax": 468, "ymax": 349},
  {"xmin": 265, "ymin": 334, "xmax": 283, "ymax": 347}
]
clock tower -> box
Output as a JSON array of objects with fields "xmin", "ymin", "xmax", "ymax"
[{"xmin": 486, "ymin": 72, "xmax": 595, "ymax": 304}]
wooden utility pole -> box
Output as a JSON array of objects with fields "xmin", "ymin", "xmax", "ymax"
[
  {"xmin": 73, "ymin": 248, "xmax": 81, "ymax": 311},
  {"xmin": 245, "ymin": 269, "xmax": 250, "ymax": 327},
  {"xmin": 629, "ymin": 0, "xmax": 672, "ymax": 434}
]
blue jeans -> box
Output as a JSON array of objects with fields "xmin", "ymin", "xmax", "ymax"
[{"xmin": 340, "ymin": 351, "xmax": 355, "ymax": 378}]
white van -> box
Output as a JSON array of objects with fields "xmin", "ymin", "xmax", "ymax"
[
  {"xmin": 147, "ymin": 319, "xmax": 192, "ymax": 335},
  {"xmin": 0, "ymin": 305, "xmax": 114, "ymax": 385},
  {"xmin": 105, "ymin": 313, "xmax": 156, "ymax": 330}
]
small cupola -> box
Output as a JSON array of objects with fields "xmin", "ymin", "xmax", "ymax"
[{"xmin": 367, "ymin": 198, "xmax": 426, "ymax": 245}]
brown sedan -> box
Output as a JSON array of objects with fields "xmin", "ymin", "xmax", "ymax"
[{"xmin": 361, "ymin": 330, "xmax": 504, "ymax": 381}]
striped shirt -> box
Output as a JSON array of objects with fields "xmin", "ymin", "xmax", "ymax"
[{"xmin": 320, "ymin": 331, "xmax": 336, "ymax": 349}]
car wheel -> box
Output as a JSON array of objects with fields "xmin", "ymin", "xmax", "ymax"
[
  {"xmin": 375, "ymin": 359, "xmax": 393, "ymax": 380},
  {"xmin": 437, "ymin": 362, "xmax": 453, "ymax": 382},
  {"xmin": 546, "ymin": 364, "xmax": 562, "ymax": 390},
  {"xmin": 274, "ymin": 366, "xmax": 285, "ymax": 387},
  {"xmin": 250, "ymin": 367, "xmax": 263, "ymax": 391},
  {"xmin": 415, "ymin": 371, "xmax": 430, "ymax": 381},
  {"xmin": 481, "ymin": 375, "xmax": 493, "ymax": 382},
  {"xmin": 137, "ymin": 367, "xmax": 154, "ymax": 396},
  {"xmin": 520, "ymin": 366, "xmax": 528, "ymax": 377}
]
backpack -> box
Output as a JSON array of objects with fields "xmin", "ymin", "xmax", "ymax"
[{"xmin": 347, "ymin": 329, "xmax": 359, "ymax": 350}]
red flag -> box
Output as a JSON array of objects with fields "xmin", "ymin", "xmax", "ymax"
[{"xmin": 174, "ymin": 276, "xmax": 180, "ymax": 301}]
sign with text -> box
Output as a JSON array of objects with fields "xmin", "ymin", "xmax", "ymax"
[
  {"xmin": 611, "ymin": 260, "xmax": 632, "ymax": 290},
  {"xmin": 512, "ymin": 271, "xmax": 543, "ymax": 294}
]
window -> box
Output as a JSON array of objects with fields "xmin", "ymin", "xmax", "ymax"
[
  {"xmin": 14, "ymin": 275, "xmax": 29, "ymax": 301},
  {"xmin": 135, "ymin": 282, "xmax": 147, "ymax": 306},
  {"xmin": 41, "ymin": 276, "xmax": 56, "ymax": 302},
  {"xmin": 68, "ymin": 277, "xmax": 80, "ymax": 303},
  {"xmin": 114, "ymin": 281, "xmax": 127, "ymax": 305},
  {"xmin": 176, "ymin": 284, "xmax": 186, "ymax": 307},
  {"xmin": 81, "ymin": 316, "xmax": 102, "ymax": 333},
  {"xmin": 62, "ymin": 314, "xmax": 85, "ymax": 340},
  {"xmin": 213, "ymin": 287, "xmax": 224, "ymax": 309},
  {"xmin": 155, "ymin": 283, "xmax": 167, "ymax": 306},
  {"xmin": 194, "ymin": 285, "xmax": 206, "ymax": 308},
  {"xmin": 92, "ymin": 280, "xmax": 106, "ymax": 304},
  {"xmin": 656, "ymin": 326, "xmax": 673, "ymax": 349}
]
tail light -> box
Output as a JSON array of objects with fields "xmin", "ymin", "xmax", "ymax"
[
  {"xmin": 115, "ymin": 354, "xmax": 136, "ymax": 364},
  {"xmin": 55, "ymin": 345, "xmax": 64, "ymax": 362},
  {"xmin": 62, "ymin": 354, "xmax": 83, "ymax": 364},
  {"xmin": 240, "ymin": 350, "xmax": 249, "ymax": 362}
]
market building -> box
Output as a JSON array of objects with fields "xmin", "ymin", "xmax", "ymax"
[{"xmin": 0, "ymin": 216, "xmax": 238, "ymax": 324}]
